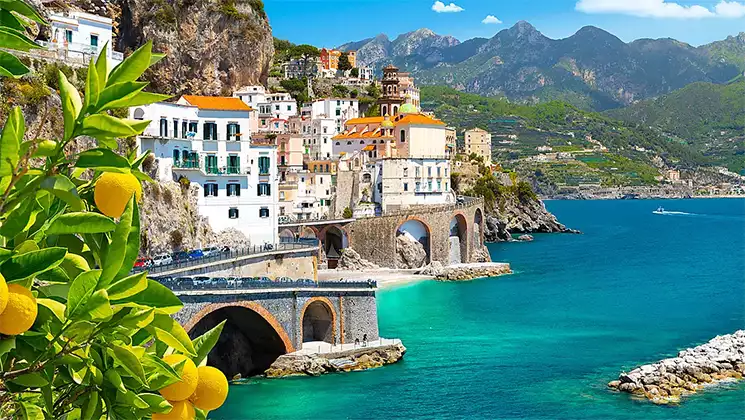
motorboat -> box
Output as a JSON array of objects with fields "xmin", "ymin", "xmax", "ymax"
[{"xmin": 652, "ymin": 206, "xmax": 665, "ymax": 215}]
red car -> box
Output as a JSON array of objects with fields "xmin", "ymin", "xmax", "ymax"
[{"xmin": 134, "ymin": 258, "xmax": 152, "ymax": 268}]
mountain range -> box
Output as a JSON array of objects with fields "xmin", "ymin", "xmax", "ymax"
[{"xmin": 338, "ymin": 23, "xmax": 745, "ymax": 111}]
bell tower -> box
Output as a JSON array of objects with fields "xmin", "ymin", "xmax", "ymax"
[{"xmin": 378, "ymin": 64, "xmax": 404, "ymax": 116}]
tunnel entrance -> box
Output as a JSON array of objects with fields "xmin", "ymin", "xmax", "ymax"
[
  {"xmin": 323, "ymin": 225, "xmax": 348, "ymax": 269},
  {"xmin": 395, "ymin": 220, "xmax": 431, "ymax": 269},
  {"xmin": 188, "ymin": 306, "xmax": 289, "ymax": 378},
  {"xmin": 302, "ymin": 301, "xmax": 334, "ymax": 343}
]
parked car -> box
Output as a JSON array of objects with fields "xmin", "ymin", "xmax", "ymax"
[
  {"xmin": 188, "ymin": 249, "xmax": 204, "ymax": 260},
  {"xmin": 456, "ymin": 195, "xmax": 465, "ymax": 204},
  {"xmin": 192, "ymin": 276, "xmax": 211, "ymax": 288},
  {"xmin": 152, "ymin": 254, "xmax": 173, "ymax": 266},
  {"xmin": 221, "ymin": 246, "xmax": 231, "ymax": 254},
  {"xmin": 201, "ymin": 247, "xmax": 220, "ymax": 258},
  {"xmin": 174, "ymin": 277, "xmax": 194, "ymax": 290},
  {"xmin": 134, "ymin": 258, "xmax": 152, "ymax": 268},
  {"xmin": 171, "ymin": 251, "xmax": 190, "ymax": 263},
  {"xmin": 276, "ymin": 276, "xmax": 292, "ymax": 282},
  {"xmin": 212, "ymin": 277, "xmax": 228, "ymax": 288}
]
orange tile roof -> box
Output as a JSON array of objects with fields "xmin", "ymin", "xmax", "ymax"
[
  {"xmin": 394, "ymin": 114, "xmax": 445, "ymax": 126},
  {"xmin": 345, "ymin": 116, "xmax": 385, "ymax": 125},
  {"xmin": 362, "ymin": 145, "xmax": 375, "ymax": 151},
  {"xmin": 182, "ymin": 95, "xmax": 253, "ymax": 112}
]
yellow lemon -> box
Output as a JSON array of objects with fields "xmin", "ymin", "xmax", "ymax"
[
  {"xmin": 94, "ymin": 172, "xmax": 142, "ymax": 218},
  {"xmin": 159, "ymin": 355, "xmax": 199, "ymax": 402},
  {"xmin": 152, "ymin": 400, "xmax": 195, "ymax": 420},
  {"xmin": 189, "ymin": 366, "xmax": 229, "ymax": 411},
  {"xmin": 0, "ymin": 284, "xmax": 37, "ymax": 336},
  {"xmin": 0, "ymin": 274, "xmax": 7, "ymax": 315}
]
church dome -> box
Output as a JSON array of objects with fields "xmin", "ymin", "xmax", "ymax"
[
  {"xmin": 399, "ymin": 103, "xmax": 417, "ymax": 114},
  {"xmin": 381, "ymin": 114, "xmax": 394, "ymax": 128}
]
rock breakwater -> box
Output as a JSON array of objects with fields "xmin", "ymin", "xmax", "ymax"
[
  {"xmin": 424, "ymin": 262, "xmax": 512, "ymax": 281},
  {"xmin": 265, "ymin": 343, "xmax": 406, "ymax": 378},
  {"xmin": 608, "ymin": 330, "xmax": 745, "ymax": 404}
]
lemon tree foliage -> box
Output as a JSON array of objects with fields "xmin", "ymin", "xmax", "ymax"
[{"xmin": 0, "ymin": 1, "xmax": 228, "ymax": 418}]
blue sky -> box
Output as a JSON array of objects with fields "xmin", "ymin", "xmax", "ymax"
[{"xmin": 265, "ymin": 0, "xmax": 745, "ymax": 47}]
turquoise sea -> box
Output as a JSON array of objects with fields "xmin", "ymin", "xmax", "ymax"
[{"xmin": 214, "ymin": 199, "xmax": 745, "ymax": 419}]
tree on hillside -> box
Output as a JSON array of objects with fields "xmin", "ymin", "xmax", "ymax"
[
  {"xmin": 338, "ymin": 53, "xmax": 352, "ymax": 72},
  {"xmin": 332, "ymin": 84, "xmax": 349, "ymax": 98},
  {"xmin": 280, "ymin": 78, "xmax": 309, "ymax": 105},
  {"xmin": 350, "ymin": 67, "xmax": 359, "ymax": 78},
  {"xmin": 366, "ymin": 82, "xmax": 381, "ymax": 98},
  {"xmin": 290, "ymin": 44, "xmax": 320, "ymax": 78}
]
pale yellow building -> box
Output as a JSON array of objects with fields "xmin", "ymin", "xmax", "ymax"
[{"xmin": 464, "ymin": 127, "xmax": 492, "ymax": 165}]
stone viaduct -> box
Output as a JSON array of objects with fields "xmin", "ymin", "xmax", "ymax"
[
  {"xmin": 279, "ymin": 198, "xmax": 487, "ymax": 268},
  {"xmin": 173, "ymin": 282, "xmax": 379, "ymax": 379}
]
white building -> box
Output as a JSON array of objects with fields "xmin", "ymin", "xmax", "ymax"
[
  {"xmin": 234, "ymin": 87, "xmax": 298, "ymax": 133},
  {"xmin": 131, "ymin": 96, "xmax": 278, "ymax": 245},
  {"xmin": 300, "ymin": 98, "xmax": 359, "ymax": 159},
  {"xmin": 41, "ymin": 9, "xmax": 123, "ymax": 66},
  {"xmin": 372, "ymin": 158, "xmax": 454, "ymax": 213}
]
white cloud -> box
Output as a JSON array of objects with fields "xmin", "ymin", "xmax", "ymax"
[
  {"xmin": 432, "ymin": 1, "xmax": 464, "ymax": 13},
  {"xmin": 482, "ymin": 15, "xmax": 503, "ymax": 24},
  {"xmin": 715, "ymin": 0, "xmax": 745, "ymax": 17},
  {"xmin": 575, "ymin": 0, "xmax": 745, "ymax": 19}
]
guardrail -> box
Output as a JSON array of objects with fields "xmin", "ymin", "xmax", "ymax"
[
  {"xmin": 135, "ymin": 241, "xmax": 319, "ymax": 275},
  {"xmin": 153, "ymin": 277, "xmax": 377, "ymax": 292}
]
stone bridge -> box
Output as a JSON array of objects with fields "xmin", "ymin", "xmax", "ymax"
[
  {"xmin": 344, "ymin": 198, "xmax": 487, "ymax": 268},
  {"xmin": 173, "ymin": 282, "xmax": 379, "ymax": 378}
]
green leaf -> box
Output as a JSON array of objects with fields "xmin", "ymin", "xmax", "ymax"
[
  {"xmin": 100, "ymin": 197, "xmax": 134, "ymax": 287},
  {"xmin": 82, "ymin": 390, "xmax": 100, "ymax": 419},
  {"xmin": 0, "ymin": 0, "xmax": 46, "ymax": 24},
  {"xmin": 85, "ymin": 289, "xmax": 113, "ymax": 321},
  {"xmin": 47, "ymin": 212, "xmax": 116, "ymax": 235},
  {"xmin": 191, "ymin": 320, "xmax": 226, "ymax": 366},
  {"xmin": 95, "ymin": 81, "xmax": 148, "ymax": 112},
  {"xmin": 40, "ymin": 175, "xmax": 84, "ymax": 211},
  {"xmin": 138, "ymin": 394, "xmax": 172, "ymax": 414},
  {"xmin": 118, "ymin": 308, "xmax": 155, "ymax": 330},
  {"xmin": 65, "ymin": 320, "xmax": 96, "ymax": 343},
  {"xmin": 59, "ymin": 71, "xmax": 82, "ymax": 141},
  {"xmin": 84, "ymin": 56, "xmax": 100, "ymax": 111},
  {"xmin": 0, "ymin": 9, "xmax": 24, "ymax": 31},
  {"xmin": 116, "ymin": 199, "xmax": 140, "ymax": 279},
  {"xmin": 0, "ymin": 27, "xmax": 39, "ymax": 52},
  {"xmin": 108, "ymin": 41, "xmax": 153, "ymax": 86},
  {"xmin": 119, "ymin": 91, "xmax": 171, "ymax": 109},
  {"xmin": 95, "ymin": 41, "xmax": 109, "ymax": 86},
  {"xmin": 0, "ymin": 106, "xmax": 23, "ymax": 180},
  {"xmin": 143, "ymin": 354, "xmax": 182, "ymax": 390},
  {"xmin": 110, "ymin": 279, "xmax": 183, "ymax": 314},
  {"xmin": 81, "ymin": 114, "xmax": 141, "ymax": 138},
  {"xmin": 65, "ymin": 270, "xmax": 101, "ymax": 319},
  {"xmin": 0, "ymin": 197, "xmax": 37, "ymax": 238},
  {"xmin": 148, "ymin": 314, "xmax": 196, "ymax": 356},
  {"xmin": 19, "ymin": 402, "xmax": 45, "ymax": 420},
  {"xmin": 0, "ymin": 247, "xmax": 67, "ymax": 281},
  {"xmin": 11, "ymin": 372, "xmax": 49, "ymax": 388},
  {"xmin": 76, "ymin": 148, "xmax": 131, "ymax": 171},
  {"xmin": 105, "ymin": 369, "xmax": 127, "ymax": 394},
  {"xmin": 0, "ymin": 336, "xmax": 15, "ymax": 357},
  {"xmin": 150, "ymin": 52, "xmax": 166, "ymax": 66},
  {"xmin": 131, "ymin": 169, "xmax": 154, "ymax": 183},
  {"xmin": 37, "ymin": 298, "xmax": 66, "ymax": 322},
  {"xmin": 110, "ymin": 344, "xmax": 148, "ymax": 385},
  {"xmin": 0, "ymin": 50, "xmax": 29, "ymax": 77},
  {"xmin": 106, "ymin": 271, "xmax": 148, "ymax": 300}
]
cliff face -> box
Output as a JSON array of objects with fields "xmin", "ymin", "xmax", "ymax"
[{"xmin": 116, "ymin": 0, "xmax": 274, "ymax": 96}]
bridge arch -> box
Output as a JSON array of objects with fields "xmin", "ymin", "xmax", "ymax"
[
  {"xmin": 279, "ymin": 228, "xmax": 296, "ymax": 243},
  {"xmin": 395, "ymin": 218, "xmax": 431, "ymax": 268},
  {"xmin": 300, "ymin": 226, "xmax": 319, "ymax": 239},
  {"xmin": 300, "ymin": 297, "xmax": 337, "ymax": 344},
  {"xmin": 320, "ymin": 224, "xmax": 349, "ymax": 269},
  {"xmin": 449, "ymin": 213, "xmax": 468, "ymax": 264},
  {"xmin": 185, "ymin": 302, "xmax": 294, "ymax": 378},
  {"xmin": 474, "ymin": 208, "xmax": 484, "ymax": 251}
]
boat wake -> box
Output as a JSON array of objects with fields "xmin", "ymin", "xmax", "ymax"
[{"xmin": 655, "ymin": 210, "xmax": 696, "ymax": 216}]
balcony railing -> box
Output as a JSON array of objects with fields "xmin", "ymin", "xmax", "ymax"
[
  {"xmin": 174, "ymin": 160, "xmax": 199, "ymax": 169},
  {"xmin": 226, "ymin": 166, "xmax": 240, "ymax": 174},
  {"xmin": 205, "ymin": 166, "xmax": 220, "ymax": 175}
]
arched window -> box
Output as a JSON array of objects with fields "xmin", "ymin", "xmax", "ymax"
[
  {"xmin": 336, "ymin": 142, "xmax": 340, "ymax": 145},
  {"xmin": 393, "ymin": 106, "xmax": 398, "ymax": 115},
  {"xmin": 360, "ymin": 140, "xmax": 364, "ymax": 144},
  {"xmin": 133, "ymin": 108, "xmax": 145, "ymax": 120},
  {"xmin": 382, "ymin": 105, "xmax": 388, "ymax": 116},
  {"xmin": 347, "ymin": 141, "xmax": 352, "ymax": 145},
  {"xmin": 400, "ymin": 130, "xmax": 406, "ymax": 142}
]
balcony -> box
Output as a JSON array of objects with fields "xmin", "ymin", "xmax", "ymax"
[
  {"xmin": 173, "ymin": 160, "xmax": 199, "ymax": 170},
  {"xmin": 226, "ymin": 166, "xmax": 240, "ymax": 175}
]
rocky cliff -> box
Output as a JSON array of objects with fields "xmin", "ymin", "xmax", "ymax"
[
  {"xmin": 117, "ymin": 0, "xmax": 273, "ymax": 96},
  {"xmin": 482, "ymin": 195, "xmax": 579, "ymax": 243}
]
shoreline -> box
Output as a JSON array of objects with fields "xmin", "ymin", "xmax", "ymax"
[{"xmin": 542, "ymin": 195, "xmax": 745, "ymax": 201}]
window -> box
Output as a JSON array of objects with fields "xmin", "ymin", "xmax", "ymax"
[
  {"xmin": 257, "ymin": 183, "xmax": 271, "ymax": 196},
  {"xmin": 347, "ymin": 141, "xmax": 352, "ymax": 145},
  {"xmin": 428, "ymin": 167, "xmax": 432, "ymax": 177},
  {"xmin": 227, "ymin": 183, "xmax": 241, "ymax": 196},
  {"xmin": 427, "ymin": 181, "xmax": 432, "ymax": 191},
  {"xmin": 259, "ymin": 207, "xmax": 270, "ymax": 218},
  {"xmin": 258, "ymin": 156, "xmax": 271, "ymax": 175},
  {"xmin": 336, "ymin": 142, "xmax": 340, "ymax": 146},
  {"xmin": 203, "ymin": 184, "xmax": 218, "ymax": 197},
  {"xmin": 287, "ymin": 105, "xmax": 292, "ymax": 111},
  {"xmin": 360, "ymin": 141, "xmax": 364, "ymax": 145},
  {"xmin": 227, "ymin": 123, "xmax": 240, "ymax": 141},
  {"xmin": 323, "ymin": 127, "xmax": 328, "ymax": 134},
  {"xmin": 203, "ymin": 122, "xmax": 217, "ymax": 140},
  {"xmin": 280, "ymin": 191, "xmax": 285, "ymax": 200},
  {"xmin": 437, "ymin": 180, "xmax": 442, "ymax": 191},
  {"xmin": 181, "ymin": 121, "xmax": 188, "ymax": 138},
  {"xmin": 320, "ymin": 177, "xmax": 324, "ymax": 184},
  {"xmin": 416, "ymin": 167, "xmax": 420, "ymax": 177},
  {"xmin": 445, "ymin": 182, "xmax": 449, "ymax": 191},
  {"xmin": 65, "ymin": 30, "xmax": 72, "ymax": 43},
  {"xmin": 172, "ymin": 149, "xmax": 180, "ymax": 164},
  {"xmin": 173, "ymin": 120, "xmax": 178, "ymax": 138},
  {"xmin": 325, "ymin": 164, "xmax": 329, "ymax": 172},
  {"xmin": 403, "ymin": 168, "xmax": 408, "ymax": 177},
  {"xmin": 228, "ymin": 208, "xmax": 239, "ymax": 219},
  {"xmin": 445, "ymin": 168, "xmax": 449, "ymax": 177},
  {"xmin": 400, "ymin": 130, "xmax": 406, "ymax": 142},
  {"xmin": 437, "ymin": 167, "xmax": 441, "ymax": 177},
  {"xmin": 205, "ymin": 155, "xmax": 218, "ymax": 174},
  {"xmin": 403, "ymin": 182, "xmax": 408, "ymax": 192},
  {"xmin": 415, "ymin": 182, "xmax": 421, "ymax": 192},
  {"xmin": 188, "ymin": 122, "xmax": 197, "ymax": 135},
  {"xmin": 337, "ymin": 100, "xmax": 341, "ymax": 106},
  {"xmin": 90, "ymin": 34, "xmax": 98, "ymax": 47},
  {"xmin": 336, "ymin": 109, "xmax": 341, "ymax": 116},
  {"xmin": 324, "ymin": 138, "xmax": 327, "ymax": 144},
  {"xmin": 159, "ymin": 118, "xmax": 167, "ymax": 137},
  {"xmin": 275, "ymin": 105, "xmax": 280, "ymax": 111}
]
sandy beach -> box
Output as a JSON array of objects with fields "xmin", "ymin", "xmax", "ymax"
[{"xmin": 318, "ymin": 268, "xmax": 434, "ymax": 289}]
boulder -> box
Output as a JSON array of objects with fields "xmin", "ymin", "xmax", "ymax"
[
  {"xmin": 338, "ymin": 248, "xmax": 379, "ymax": 271},
  {"xmin": 517, "ymin": 234, "xmax": 534, "ymax": 242},
  {"xmin": 395, "ymin": 232, "xmax": 427, "ymax": 269}
]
